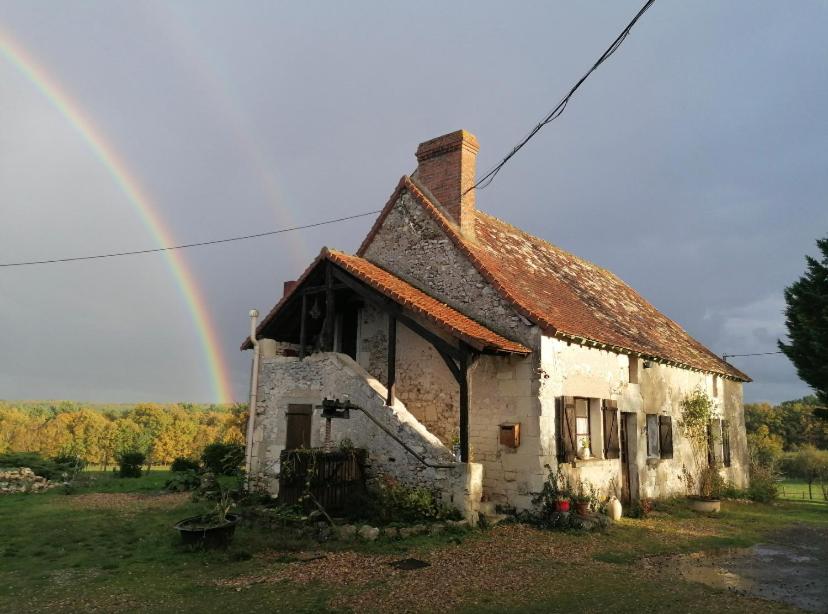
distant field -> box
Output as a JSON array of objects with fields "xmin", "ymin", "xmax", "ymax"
[{"xmin": 778, "ymin": 478, "xmax": 827, "ymax": 503}]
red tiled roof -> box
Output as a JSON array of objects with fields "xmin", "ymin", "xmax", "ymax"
[
  {"xmin": 359, "ymin": 176, "xmax": 749, "ymax": 381},
  {"xmin": 241, "ymin": 247, "xmax": 530, "ymax": 355}
]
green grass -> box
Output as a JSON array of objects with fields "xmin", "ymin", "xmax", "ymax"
[
  {"xmin": 778, "ymin": 478, "xmax": 827, "ymax": 503},
  {"xmin": 1, "ymin": 477, "xmax": 826, "ymax": 613}
]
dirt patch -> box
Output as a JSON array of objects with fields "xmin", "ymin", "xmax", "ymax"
[
  {"xmin": 649, "ymin": 524, "xmax": 828, "ymax": 613},
  {"xmin": 65, "ymin": 492, "xmax": 189, "ymax": 513},
  {"xmin": 216, "ymin": 524, "xmax": 590, "ymax": 611}
]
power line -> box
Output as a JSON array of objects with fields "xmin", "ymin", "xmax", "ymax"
[
  {"xmin": 0, "ymin": 210, "xmax": 381, "ymax": 268},
  {"xmin": 722, "ymin": 351, "xmax": 785, "ymax": 360},
  {"xmin": 467, "ymin": 0, "xmax": 657, "ymax": 194}
]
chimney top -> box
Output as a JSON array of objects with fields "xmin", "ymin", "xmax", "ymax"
[{"xmin": 414, "ymin": 130, "xmax": 479, "ymax": 240}]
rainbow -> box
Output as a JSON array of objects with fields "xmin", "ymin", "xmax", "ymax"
[{"xmin": 0, "ymin": 29, "xmax": 234, "ymax": 404}]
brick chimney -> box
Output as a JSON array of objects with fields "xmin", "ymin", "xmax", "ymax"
[
  {"xmin": 414, "ymin": 130, "xmax": 479, "ymax": 240},
  {"xmin": 283, "ymin": 280, "xmax": 297, "ymax": 297}
]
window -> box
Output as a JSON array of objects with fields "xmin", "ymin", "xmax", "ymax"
[
  {"xmin": 712, "ymin": 375, "xmax": 719, "ymax": 397},
  {"xmin": 602, "ymin": 401, "xmax": 620, "ymax": 459},
  {"xmin": 646, "ymin": 414, "xmax": 660, "ymax": 458},
  {"xmin": 575, "ymin": 398, "xmax": 590, "ymax": 451},
  {"xmin": 628, "ymin": 357, "xmax": 639, "ymax": 384},
  {"xmin": 647, "ymin": 414, "xmax": 673, "ymax": 459}
]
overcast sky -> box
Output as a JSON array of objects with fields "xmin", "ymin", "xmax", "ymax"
[{"xmin": 1, "ymin": 1, "xmax": 825, "ymax": 405}]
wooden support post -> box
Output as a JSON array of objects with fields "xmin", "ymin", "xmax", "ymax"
[
  {"xmin": 386, "ymin": 314, "xmax": 397, "ymax": 406},
  {"xmin": 459, "ymin": 350, "xmax": 470, "ymax": 463},
  {"xmin": 299, "ymin": 293, "xmax": 308, "ymax": 359},
  {"xmin": 323, "ymin": 263, "xmax": 335, "ymax": 351}
]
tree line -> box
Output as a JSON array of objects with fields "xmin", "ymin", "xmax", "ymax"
[{"xmin": 0, "ymin": 400, "xmax": 247, "ymax": 470}]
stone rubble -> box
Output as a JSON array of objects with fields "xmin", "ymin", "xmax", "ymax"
[{"xmin": 0, "ymin": 467, "xmax": 59, "ymax": 494}]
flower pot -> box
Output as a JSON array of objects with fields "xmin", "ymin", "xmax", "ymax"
[
  {"xmin": 687, "ymin": 497, "xmax": 721, "ymax": 513},
  {"xmin": 577, "ymin": 447, "xmax": 592, "ymax": 460},
  {"xmin": 574, "ymin": 501, "xmax": 590, "ymax": 517},
  {"xmin": 554, "ymin": 499, "xmax": 570, "ymax": 513},
  {"xmin": 175, "ymin": 513, "xmax": 240, "ymax": 549}
]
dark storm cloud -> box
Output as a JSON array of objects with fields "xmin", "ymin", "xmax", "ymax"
[{"xmin": 1, "ymin": 1, "xmax": 825, "ymax": 403}]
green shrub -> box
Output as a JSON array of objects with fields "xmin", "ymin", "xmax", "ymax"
[
  {"xmin": 0, "ymin": 452, "xmax": 70, "ymax": 480},
  {"xmin": 747, "ymin": 463, "xmax": 779, "ymax": 502},
  {"xmin": 171, "ymin": 457, "xmax": 201, "ymax": 473},
  {"xmin": 164, "ymin": 470, "xmax": 201, "ymax": 492},
  {"xmin": 368, "ymin": 475, "xmax": 460, "ymax": 524},
  {"xmin": 118, "ymin": 452, "xmax": 145, "ymax": 478},
  {"xmin": 201, "ymin": 442, "xmax": 244, "ymax": 476}
]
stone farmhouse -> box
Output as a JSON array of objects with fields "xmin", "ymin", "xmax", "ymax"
[{"xmin": 242, "ymin": 129, "xmax": 750, "ymax": 519}]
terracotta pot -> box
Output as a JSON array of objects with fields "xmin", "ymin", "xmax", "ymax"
[
  {"xmin": 554, "ymin": 499, "xmax": 570, "ymax": 513},
  {"xmin": 687, "ymin": 497, "xmax": 721, "ymax": 513},
  {"xmin": 574, "ymin": 501, "xmax": 590, "ymax": 517}
]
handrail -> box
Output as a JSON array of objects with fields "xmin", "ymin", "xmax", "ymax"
[{"xmin": 353, "ymin": 406, "xmax": 456, "ymax": 469}]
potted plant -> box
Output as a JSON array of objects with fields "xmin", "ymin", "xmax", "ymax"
[
  {"xmin": 572, "ymin": 480, "xmax": 593, "ymax": 517},
  {"xmin": 577, "ymin": 437, "xmax": 592, "ymax": 460},
  {"xmin": 175, "ymin": 487, "xmax": 240, "ymax": 548},
  {"xmin": 679, "ymin": 388, "xmax": 723, "ymax": 512}
]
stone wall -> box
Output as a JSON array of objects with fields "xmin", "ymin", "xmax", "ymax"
[
  {"xmin": 250, "ymin": 352, "xmax": 482, "ymax": 520},
  {"xmin": 362, "ymin": 190, "xmax": 538, "ymax": 349},
  {"xmin": 538, "ymin": 336, "xmax": 750, "ymax": 502}
]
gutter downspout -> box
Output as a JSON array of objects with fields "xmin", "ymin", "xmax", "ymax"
[{"xmin": 244, "ymin": 309, "xmax": 260, "ymax": 488}]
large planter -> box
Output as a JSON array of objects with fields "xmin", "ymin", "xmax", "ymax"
[
  {"xmin": 687, "ymin": 497, "xmax": 721, "ymax": 513},
  {"xmin": 553, "ymin": 499, "xmax": 570, "ymax": 513},
  {"xmin": 175, "ymin": 513, "xmax": 240, "ymax": 549},
  {"xmin": 574, "ymin": 501, "xmax": 590, "ymax": 517}
]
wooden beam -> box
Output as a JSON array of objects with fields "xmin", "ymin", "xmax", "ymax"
[
  {"xmin": 459, "ymin": 350, "xmax": 470, "ymax": 463},
  {"xmin": 323, "ymin": 263, "xmax": 335, "ymax": 351},
  {"xmin": 386, "ymin": 314, "xmax": 397, "ymax": 406},
  {"xmin": 437, "ymin": 348, "xmax": 462, "ymax": 385},
  {"xmin": 299, "ymin": 282, "xmax": 347, "ymax": 295},
  {"xmin": 299, "ymin": 293, "xmax": 308, "ymax": 359}
]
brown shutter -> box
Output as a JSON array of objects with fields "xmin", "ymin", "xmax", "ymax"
[
  {"xmin": 603, "ymin": 401, "xmax": 620, "ymax": 459},
  {"xmin": 707, "ymin": 421, "xmax": 715, "ymax": 465},
  {"xmin": 722, "ymin": 420, "xmax": 731, "ymax": 467},
  {"xmin": 560, "ymin": 396, "xmax": 577, "ymax": 462},
  {"xmin": 658, "ymin": 415, "xmax": 673, "ymax": 459}
]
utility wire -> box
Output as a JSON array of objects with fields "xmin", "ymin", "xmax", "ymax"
[
  {"xmin": 0, "ymin": 210, "xmax": 381, "ymax": 268},
  {"xmin": 467, "ymin": 0, "xmax": 657, "ymax": 194},
  {"xmin": 722, "ymin": 351, "xmax": 785, "ymax": 360}
]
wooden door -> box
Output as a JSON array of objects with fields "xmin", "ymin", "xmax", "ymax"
[
  {"xmin": 285, "ymin": 404, "xmax": 312, "ymax": 450},
  {"xmin": 620, "ymin": 412, "xmax": 632, "ymax": 504}
]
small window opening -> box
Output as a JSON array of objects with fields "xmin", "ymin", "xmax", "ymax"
[
  {"xmin": 712, "ymin": 375, "xmax": 719, "ymax": 397},
  {"xmin": 629, "ymin": 357, "xmax": 639, "ymax": 384}
]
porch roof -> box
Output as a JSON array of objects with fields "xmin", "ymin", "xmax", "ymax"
[{"xmin": 241, "ymin": 248, "xmax": 531, "ymax": 355}]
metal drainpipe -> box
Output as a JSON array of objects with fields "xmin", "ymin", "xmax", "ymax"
[{"xmin": 244, "ymin": 309, "xmax": 260, "ymax": 488}]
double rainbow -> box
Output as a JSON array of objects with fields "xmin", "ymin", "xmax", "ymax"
[{"xmin": 0, "ymin": 30, "xmax": 234, "ymax": 403}]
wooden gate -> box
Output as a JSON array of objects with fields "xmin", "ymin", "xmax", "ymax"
[{"xmin": 278, "ymin": 449, "xmax": 366, "ymax": 513}]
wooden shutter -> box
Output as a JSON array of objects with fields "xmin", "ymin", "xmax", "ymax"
[
  {"xmin": 722, "ymin": 420, "xmax": 731, "ymax": 467},
  {"xmin": 558, "ymin": 396, "xmax": 577, "ymax": 462},
  {"xmin": 658, "ymin": 415, "xmax": 673, "ymax": 459},
  {"xmin": 706, "ymin": 421, "xmax": 715, "ymax": 466},
  {"xmin": 285, "ymin": 404, "xmax": 312, "ymax": 450},
  {"xmin": 602, "ymin": 401, "xmax": 620, "ymax": 459}
]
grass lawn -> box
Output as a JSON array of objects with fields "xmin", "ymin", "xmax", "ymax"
[
  {"xmin": 778, "ymin": 478, "xmax": 827, "ymax": 503},
  {"xmin": 1, "ymin": 473, "xmax": 826, "ymax": 613}
]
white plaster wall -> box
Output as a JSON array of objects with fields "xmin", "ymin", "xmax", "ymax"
[
  {"xmin": 356, "ymin": 303, "xmax": 460, "ymax": 445},
  {"xmin": 249, "ymin": 352, "xmax": 482, "ymax": 517},
  {"xmin": 538, "ymin": 336, "xmax": 749, "ymax": 501}
]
